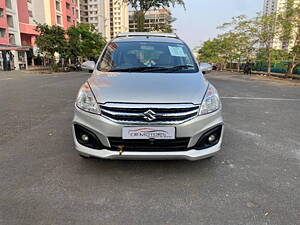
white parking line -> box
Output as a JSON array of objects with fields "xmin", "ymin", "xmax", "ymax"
[
  {"xmin": 0, "ymin": 78, "xmax": 14, "ymax": 81},
  {"xmin": 221, "ymin": 97, "xmax": 300, "ymax": 101}
]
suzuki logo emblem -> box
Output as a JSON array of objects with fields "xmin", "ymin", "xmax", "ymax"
[{"xmin": 143, "ymin": 109, "xmax": 156, "ymax": 121}]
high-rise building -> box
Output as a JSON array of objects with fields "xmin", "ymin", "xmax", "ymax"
[
  {"xmin": 80, "ymin": 0, "xmax": 106, "ymax": 34},
  {"xmin": 263, "ymin": 0, "xmax": 300, "ymax": 50},
  {"xmin": 80, "ymin": 0, "xmax": 128, "ymax": 40},
  {"xmin": 263, "ymin": 0, "xmax": 280, "ymax": 15},
  {"xmin": 129, "ymin": 8, "xmax": 171, "ymax": 32},
  {"xmin": 108, "ymin": 0, "xmax": 128, "ymax": 39},
  {"xmin": 0, "ymin": 0, "xmax": 81, "ymax": 71}
]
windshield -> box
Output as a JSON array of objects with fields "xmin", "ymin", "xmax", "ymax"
[{"xmin": 97, "ymin": 41, "xmax": 199, "ymax": 73}]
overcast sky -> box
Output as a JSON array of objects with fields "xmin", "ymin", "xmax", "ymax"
[{"xmin": 172, "ymin": 0, "xmax": 264, "ymax": 49}]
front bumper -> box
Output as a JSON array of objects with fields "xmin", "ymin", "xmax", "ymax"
[{"xmin": 72, "ymin": 106, "xmax": 224, "ymax": 161}]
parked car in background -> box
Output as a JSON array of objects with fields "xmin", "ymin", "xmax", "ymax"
[
  {"xmin": 199, "ymin": 63, "xmax": 213, "ymax": 74},
  {"xmin": 81, "ymin": 61, "xmax": 95, "ymax": 73},
  {"xmin": 73, "ymin": 33, "xmax": 223, "ymax": 161}
]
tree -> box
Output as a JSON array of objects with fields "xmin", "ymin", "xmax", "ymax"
[
  {"xmin": 250, "ymin": 13, "xmax": 279, "ymax": 75},
  {"xmin": 198, "ymin": 33, "xmax": 249, "ymax": 71},
  {"xmin": 66, "ymin": 24, "xmax": 106, "ymax": 62},
  {"xmin": 35, "ymin": 24, "xmax": 67, "ymax": 68},
  {"xmin": 218, "ymin": 15, "xmax": 256, "ymax": 71},
  {"xmin": 256, "ymin": 48, "xmax": 289, "ymax": 72},
  {"xmin": 217, "ymin": 32, "xmax": 243, "ymax": 71},
  {"xmin": 197, "ymin": 39, "xmax": 222, "ymax": 63},
  {"xmin": 277, "ymin": 0, "xmax": 300, "ymax": 75},
  {"xmin": 211, "ymin": 13, "xmax": 279, "ymax": 75},
  {"xmin": 197, "ymin": 37, "xmax": 232, "ymax": 70},
  {"xmin": 122, "ymin": 0, "xmax": 185, "ymax": 32},
  {"xmin": 152, "ymin": 17, "xmax": 176, "ymax": 33}
]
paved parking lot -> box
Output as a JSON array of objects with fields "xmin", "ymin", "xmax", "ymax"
[{"xmin": 0, "ymin": 71, "xmax": 299, "ymax": 225}]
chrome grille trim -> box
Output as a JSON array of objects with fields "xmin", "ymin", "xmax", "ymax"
[
  {"xmin": 101, "ymin": 108, "xmax": 199, "ymax": 117},
  {"xmin": 102, "ymin": 103, "xmax": 199, "ymax": 109},
  {"xmin": 100, "ymin": 103, "xmax": 199, "ymax": 125}
]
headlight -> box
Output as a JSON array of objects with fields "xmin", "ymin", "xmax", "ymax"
[
  {"xmin": 199, "ymin": 84, "xmax": 221, "ymax": 115},
  {"xmin": 76, "ymin": 82, "xmax": 101, "ymax": 114}
]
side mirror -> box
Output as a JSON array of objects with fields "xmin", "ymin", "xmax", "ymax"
[{"xmin": 82, "ymin": 61, "xmax": 96, "ymax": 73}]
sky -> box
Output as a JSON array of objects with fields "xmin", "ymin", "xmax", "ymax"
[{"xmin": 172, "ymin": 0, "xmax": 264, "ymax": 49}]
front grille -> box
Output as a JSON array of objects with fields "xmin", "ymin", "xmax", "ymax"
[
  {"xmin": 108, "ymin": 137, "xmax": 190, "ymax": 152},
  {"xmin": 100, "ymin": 103, "xmax": 199, "ymax": 125}
]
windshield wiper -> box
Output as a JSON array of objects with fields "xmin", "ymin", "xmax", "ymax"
[
  {"xmin": 109, "ymin": 67, "xmax": 164, "ymax": 72},
  {"xmin": 142, "ymin": 65, "xmax": 195, "ymax": 72},
  {"xmin": 109, "ymin": 65, "xmax": 195, "ymax": 72}
]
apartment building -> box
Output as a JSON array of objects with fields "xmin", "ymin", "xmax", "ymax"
[
  {"xmin": 50, "ymin": 0, "xmax": 81, "ymax": 29},
  {"xmin": 0, "ymin": 0, "xmax": 23, "ymax": 70},
  {"xmin": 80, "ymin": 0, "xmax": 128, "ymax": 40},
  {"xmin": 0, "ymin": 0, "xmax": 80, "ymax": 71},
  {"xmin": 108, "ymin": 0, "xmax": 128, "ymax": 39},
  {"xmin": 263, "ymin": 0, "xmax": 280, "ymax": 14},
  {"xmin": 263, "ymin": 0, "xmax": 300, "ymax": 50},
  {"xmin": 80, "ymin": 0, "xmax": 107, "ymax": 35},
  {"xmin": 129, "ymin": 8, "xmax": 171, "ymax": 32}
]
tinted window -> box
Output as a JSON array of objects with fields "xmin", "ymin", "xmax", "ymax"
[{"xmin": 98, "ymin": 41, "xmax": 198, "ymax": 73}]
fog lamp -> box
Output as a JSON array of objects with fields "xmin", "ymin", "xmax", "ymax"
[
  {"xmin": 208, "ymin": 135, "xmax": 216, "ymax": 142},
  {"xmin": 81, "ymin": 134, "xmax": 89, "ymax": 142}
]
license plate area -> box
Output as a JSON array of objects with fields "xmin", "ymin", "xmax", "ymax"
[{"xmin": 122, "ymin": 127, "xmax": 175, "ymax": 140}]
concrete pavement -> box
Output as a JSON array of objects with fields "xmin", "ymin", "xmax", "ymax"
[{"xmin": 0, "ymin": 71, "xmax": 299, "ymax": 225}]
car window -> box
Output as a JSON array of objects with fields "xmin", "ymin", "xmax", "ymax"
[
  {"xmin": 98, "ymin": 41, "xmax": 199, "ymax": 73},
  {"xmin": 200, "ymin": 63, "xmax": 211, "ymax": 66}
]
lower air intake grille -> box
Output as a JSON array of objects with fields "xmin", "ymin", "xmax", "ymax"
[{"xmin": 108, "ymin": 137, "xmax": 190, "ymax": 152}]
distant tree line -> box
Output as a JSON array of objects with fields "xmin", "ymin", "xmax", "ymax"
[
  {"xmin": 35, "ymin": 23, "xmax": 106, "ymax": 71},
  {"xmin": 197, "ymin": 0, "xmax": 300, "ymax": 76}
]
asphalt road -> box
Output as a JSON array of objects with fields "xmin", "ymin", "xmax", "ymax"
[{"xmin": 0, "ymin": 71, "xmax": 299, "ymax": 225}]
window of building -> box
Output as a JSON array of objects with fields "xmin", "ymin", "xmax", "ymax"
[
  {"xmin": 7, "ymin": 15, "xmax": 14, "ymax": 28},
  {"xmin": 67, "ymin": 16, "xmax": 71, "ymax": 22},
  {"xmin": 5, "ymin": 0, "xmax": 12, "ymax": 9},
  {"xmin": 55, "ymin": 1, "xmax": 61, "ymax": 11},
  {"xmin": 0, "ymin": 28, "xmax": 6, "ymax": 38},
  {"xmin": 0, "ymin": 8, "xmax": 4, "ymax": 17},
  {"xmin": 28, "ymin": 10, "xmax": 33, "ymax": 17},
  {"xmin": 56, "ymin": 15, "xmax": 62, "ymax": 24},
  {"xmin": 72, "ymin": 7, "xmax": 75, "ymax": 16},
  {"xmin": 66, "ymin": 2, "xmax": 70, "ymax": 9},
  {"xmin": 9, "ymin": 33, "xmax": 15, "ymax": 44},
  {"xmin": 18, "ymin": 51, "xmax": 26, "ymax": 62}
]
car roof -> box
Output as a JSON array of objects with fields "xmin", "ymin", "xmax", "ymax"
[{"xmin": 112, "ymin": 33, "xmax": 184, "ymax": 44}]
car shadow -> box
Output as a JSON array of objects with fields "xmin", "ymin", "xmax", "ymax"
[{"xmin": 76, "ymin": 154, "xmax": 221, "ymax": 181}]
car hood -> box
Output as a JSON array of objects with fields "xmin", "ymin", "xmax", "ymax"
[{"xmin": 88, "ymin": 71, "xmax": 209, "ymax": 104}]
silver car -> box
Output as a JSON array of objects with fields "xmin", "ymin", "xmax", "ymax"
[
  {"xmin": 72, "ymin": 33, "xmax": 223, "ymax": 161},
  {"xmin": 199, "ymin": 63, "xmax": 213, "ymax": 74}
]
